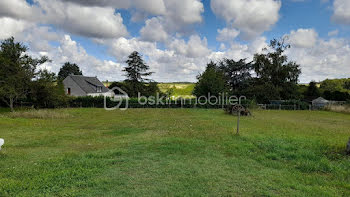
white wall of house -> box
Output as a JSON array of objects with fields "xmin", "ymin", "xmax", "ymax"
[{"xmin": 87, "ymin": 92, "xmax": 115, "ymax": 97}]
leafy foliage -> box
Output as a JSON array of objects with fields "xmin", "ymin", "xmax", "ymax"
[
  {"xmin": 0, "ymin": 37, "xmax": 49, "ymax": 111},
  {"xmin": 120, "ymin": 51, "xmax": 160, "ymax": 97},
  {"xmin": 323, "ymin": 91, "xmax": 350, "ymax": 101},
  {"xmin": 218, "ymin": 58, "xmax": 252, "ymax": 94},
  {"xmin": 124, "ymin": 51, "xmax": 153, "ymax": 82},
  {"xmin": 58, "ymin": 62, "xmax": 82, "ymax": 80},
  {"xmin": 30, "ymin": 69, "xmax": 69, "ymax": 108},
  {"xmin": 253, "ymin": 39, "xmax": 301, "ymax": 100},
  {"xmin": 194, "ymin": 39, "xmax": 302, "ymax": 103},
  {"xmin": 193, "ymin": 61, "xmax": 228, "ymax": 97},
  {"xmin": 344, "ymin": 81, "xmax": 350, "ymax": 90},
  {"xmin": 303, "ymin": 81, "xmax": 321, "ymax": 100}
]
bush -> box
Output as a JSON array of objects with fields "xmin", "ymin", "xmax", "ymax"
[{"xmin": 323, "ymin": 91, "xmax": 350, "ymax": 101}]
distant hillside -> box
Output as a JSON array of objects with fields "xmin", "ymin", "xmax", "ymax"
[
  {"xmin": 158, "ymin": 83, "xmax": 195, "ymax": 97},
  {"xmin": 103, "ymin": 81, "xmax": 196, "ymax": 97},
  {"xmin": 319, "ymin": 78, "xmax": 350, "ymax": 93}
]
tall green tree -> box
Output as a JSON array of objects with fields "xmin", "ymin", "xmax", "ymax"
[
  {"xmin": 304, "ymin": 81, "xmax": 320, "ymax": 100},
  {"xmin": 218, "ymin": 58, "xmax": 253, "ymax": 94},
  {"xmin": 122, "ymin": 51, "xmax": 158, "ymax": 97},
  {"xmin": 193, "ymin": 61, "xmax": 228, "ymax": 97},
  {"xmin": 253, "ymin": 38, "xmax": 301, "ymax": 100},
  {"xmin": 30, "ymin": 69, "xmax": 68, "ymax": 108},
  {"xmin": 58, "ymin": 62, "xmax": 82, "ymax": 80},
  {"xmin": 0, "ymin": 37, "xmax": 49, "ymax": 111},
  {"xmin": 343, "ymin": 80, "xmax": 350, "ymax": 90},
  {"xmin": 124, "ymin": 51, "xmax": 153, "ymax": 82}
]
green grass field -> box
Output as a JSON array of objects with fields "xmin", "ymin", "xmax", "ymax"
[{"xmin": 0, "ymin": 108, "xmax": 349, "ymax": 196}]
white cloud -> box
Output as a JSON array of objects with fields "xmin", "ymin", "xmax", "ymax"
[
  {"xmin": 108, "ymin": 37, "xmax": 158, "ymax": 62},
  {"xmin": 286, "ymin": 36, "xmax": 350, "ymax": 82},
  {"xmin": 2, "ymin": 0, "xmax": 349, "ymax": 84},
  {"xmin": 164, "ymin": 0, "xmax": 204, "ymax": 25},
  {"xmin": 18, "ymin": 26, "xmax": 61, "ymax": 52},
  {"xmin": 140, "ymin": 17, "xmax": 168, "ymax": 42},
  {"xmin": 139, "ymin": 0, "xmax": 205, "ymax": 37},
  {"xmin": 0, "ymin": 0, "xmax": 37, "ymax": 19},
  {"xmin": 0, "ymin": 0, "xmax": 204, "ymax": 42},
  {"xmin": 286, "ymin": 28, "xmax": 318, "ymax": 48},
  {"xmin": 104, "ymin": 35, "xmax": 212, "ymax": 82},
  {"xmin": 137, "ymin": 0, "xmax": 204, "ymax": 44},
  {"xmin": 0, "ymin": 0, "xmax": 129, "ymax": 39},
  {"xmin": 332, "ymin": 0, "xmax": 350, "ymax": 25},
  {"xmin": 219, "ymin": 43, "xmax": 226, "ymax": 51},
  {"xmin": 216, "ymin": 28, "xmax": 240, "ymax": 42},
  {"xmin": 211, "ymin": 0, "xmax": 281, "ymax": 39},
  {"xmin": 61, "ymin": 0, "xmax": 203, "ymax": 35},
  {"xmin": 34, "ymin": 35, "xmax": 124, "ymax": 81},
  {"xmin": 169, "ymin": 35, "xmax": 210, "ymax": 58},
  {"xmin": 61, "ymin": 0, "xmax": 166, "ymax": 16},
  {"xmin": 132, "ymin": 0, "xmax": 167, "ymax": 16},
  {"xmin": 104, "ymin": 34, "xmax": 271, "ymax": 82},
  {"xmin": 35, "ymin": 0, "xmax": 128, "ymax": 39},
  {"xmin": 0, "ymin": 17, "xmax": 33, "ymax": 39},
  {"xmin": 328, "ymin": 29, "xmax": 339, "ymax": 37}
]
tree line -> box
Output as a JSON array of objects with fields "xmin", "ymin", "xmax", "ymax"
[
  {"xmin": 1, "ymin": 36, "xmax": 349, "ymax": 111},
  {"xmin": 0, "ymin": 37, "xmax": 161, "ymax": 111},
  {"xmin": 194, "ymin": 39, "xmax": 302, "ymax": 103},
  {"xmin": 194, "ymin": 39, "xmax": 350, "ymax": 104},
  {"xmin": 301, "ymin": 80, "xmax": 350, "ymax": 102}
]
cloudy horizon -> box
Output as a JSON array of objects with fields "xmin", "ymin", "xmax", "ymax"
[{"xmin": 0, "ymin": 0, "xmax": 349, "ymax": 83}]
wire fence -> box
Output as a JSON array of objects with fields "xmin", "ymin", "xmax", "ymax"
[{"xmin": 258, "ymin": 104, "xmax": 312, "ymax": 110}]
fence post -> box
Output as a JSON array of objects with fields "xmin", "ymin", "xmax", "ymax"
[
  {"xmin": 237, "ymin": 110, "xmax": 240, "ymax": 135},
  {"xmin": 279, "ymin": 104, "xmax": 281, "ymax": 110}
]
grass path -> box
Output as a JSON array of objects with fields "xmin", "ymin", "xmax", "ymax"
[{"xmin": 0, "ymin": 109, "xmax": 349, "ymax": 196}]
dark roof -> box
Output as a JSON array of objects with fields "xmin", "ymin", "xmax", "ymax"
[{"xmin": 69, "ymin": 75, "xmax": 109, "ymax": 94}]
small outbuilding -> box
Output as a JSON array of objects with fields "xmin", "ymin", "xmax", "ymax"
[{"xmin": 312, "ymin": 97, "xmax": 329, "ymax": 109}]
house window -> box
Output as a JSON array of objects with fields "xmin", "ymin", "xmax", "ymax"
[
  {"xmin": 97, "ymin": 86, "xmax": 102, "ymax": 93},
  {"xmin": 67, "ymin": 88, "xmax": 71, "ymax": 95}
]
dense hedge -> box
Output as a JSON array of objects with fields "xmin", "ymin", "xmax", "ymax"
[
  {"xmin": 69, "ymin": 96, "xmax": 228, "ymax": 109},
  {"xmin": 67, "ymin": 96, "xmax": 310, "ymax": 110},
  {"xmin": 2, "ymin": 96, "xmax": 312, "ymax": 110}
]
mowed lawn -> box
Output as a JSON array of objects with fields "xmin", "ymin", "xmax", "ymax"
[{"xmin": 0, "ymin": 108, "xmax": 350, "ymax": 196}]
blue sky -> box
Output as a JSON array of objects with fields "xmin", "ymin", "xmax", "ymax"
[{"xmin": 1, "ymin": 0, "xmax": 349, "ymax": 82}]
